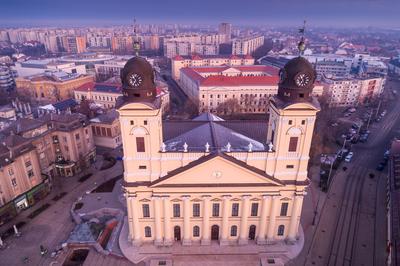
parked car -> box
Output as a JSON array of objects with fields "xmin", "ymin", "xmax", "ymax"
[
  {"xmin": 375, "ymin": 117, "xmax": 381, "ymax": 122},
  {"xmin": 345, "ymin": 152, "xmax": 354, "ymax": 162},
  {"xmin": 348, "ymin": 107, "xmax": 357, "ymax": 113},
  {"xmin": 376, "ymin": 163, "xmax": 385, "ymax": 171},
  {"xmin": 344, "ymin": 113, "xmax": 351, "ymax": 117},
  {"xmin": 331, "ymin": 122, "xmax": 339, "ymax": 127}
]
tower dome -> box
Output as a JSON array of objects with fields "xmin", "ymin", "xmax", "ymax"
[
  {"xmin": 120, "ymin": 56, "xmax": 156, "ymax": 103},
  {"xmin": 277, "ymin": 56, "xmax": 316, "ymax": 103}
]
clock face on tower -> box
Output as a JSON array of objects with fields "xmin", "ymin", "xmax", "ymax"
[
  {"xmin": 128, "ymin": 73, "xmax": 143, "ymax": 87},
  {"xmin": 294, "ymin": 73, "xmax": 311, "ymax": 87}
]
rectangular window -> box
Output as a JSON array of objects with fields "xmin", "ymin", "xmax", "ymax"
[
  {"xmin": 280, "ymin": 202, "xmax": 289, "ymax": 216},
  {"xmin": 136, "ymin": 137, "xmax": 145, "ymax": 152},
  {"xmin": 27, "ymin": 170, "xmax": 34, "ymax": 178},
  {"xmin": 232, "ymin": 203, "xmax": 239, "ymax": 216},
  {"xmin": 75, "ymin": 133, "xmax": 80, "ymax": 140},
  {"xmin": 142, "ymin": 204, "xmax": 150, "ymax": 218},
  {"xmin": 144, "ymin": 120, "xmax": 148, "ymax": 125},
  {"xmin": 288, "ymin": 137, "xmax": 298, "ymax": 152},
  {"xmin": 301, "ymin": 120, "xmax": 306, "ymax": 125},
  {"xmin": 11, "ymin": 178, "xmax": 17, "ymax": 187},
  {"xmin": 286, "ymin": 165, "xmax": 294, "ymax": 169},
  {"xmin": 25, "ymin": 161, "xmax": 32, "ymax": 168},
  {"xmin": 130, "ymin": 120, "xmax": 134, "ymax": 125},
  {"xmin": 288, "ymin": 120, "xmax": 293, "ymax": 125},
  {"xmin": 139, "ymin": 165, "xmax": 147, "ymax": 169},
  {"xmin": 101, "ymin": 127, "xmax": 106, "ymax": 136},
  {"xmin": 173, "ymin": 204, "xmax": 180, "ymax": 217},
  {"xmin": 193, "ymin": 203, "xmax": 200, "ymax": 217},
  {"xmin": 106, "ymin": 128, "xmax": 112, "ymax": 137},
  {"xmin": 91, "ymin": 126, "xmax": 96, "ymax": 134},
  {"xmin": 251, "ymin": 202, "xmax": 259, "ymax": 216},
  {"xmin": 212, "ymin": 203, "xmax": 220, "ymax": 217},
  {"xmin": 96, "ymin": 126, "xmax": 101, "ymax": 136}
]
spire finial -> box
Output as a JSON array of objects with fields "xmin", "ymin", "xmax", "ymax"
[
  {"xmin": 133, "ymin": 17, "xmax": 140, "ymax": 56},
  {"xmin": 298, "ymin": 20, "xmax": 307, "ymax": 56}
]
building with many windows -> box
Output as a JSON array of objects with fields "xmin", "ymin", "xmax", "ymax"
[
  {"xmin": 116, "ymin": 56, "xmax": 320, "ymax": 264},
  {"xmin": 15, "ymin": 72, "xmax": 94, "ymax": 104},
  {"xmin": 90, "ymin": 110, "xmax": 121, "ymax": 149},
  {"xmin": 232, "ymin": 35, "xmax": 264, "ymax": 55},
  {"xmin": 179, "ymin": 64, "xmax": 323, "ymax": 113},
  {"xmin": 171, "ymin": 54, "xmax": 255, "ymax": 81},
  {"xmin": 74, "ymin": 82, "xmax": 170, "ymax": 112},
  {"xmin": 323, "ymin": 75, "xmax": 385, "ymax": 107}
]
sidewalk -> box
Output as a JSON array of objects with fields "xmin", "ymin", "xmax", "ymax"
[{"xmin": 0, "ymin": 149, "xmax": 124, "ymax": 266}]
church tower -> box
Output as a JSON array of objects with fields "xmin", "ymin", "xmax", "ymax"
[
  {"xmin": 267, "ymin": 56, "xmax": 320, "ymax": 184},
  {"xmin": 117, "ymin": 57, "xmax": 162, "ymax": 183}
]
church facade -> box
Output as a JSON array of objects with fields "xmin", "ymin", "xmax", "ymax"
[{"xmin": 117, "ymin": 56, "xmax": 319, "ymax": 254}]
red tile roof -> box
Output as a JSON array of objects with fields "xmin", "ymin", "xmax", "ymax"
[
  {"xmin": 200, "ymin": 75, "xmax": 279, "ymax": 87},
  {"xmin": 75, "ymin": 82, "xmax": 122, "ymax": 93},
  {"xmin": 173, "ymin": 55, "xmax": 185, "ymax": 61}
]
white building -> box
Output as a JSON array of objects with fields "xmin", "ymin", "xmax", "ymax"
[
  {"xmin": 324, "ymin": 75, "xmax": 385, "ymax": 107},
  {"xmin": 12, "ymin": 59, "xmax": 87, "ymax": 78},
  {"xmin": 179, "ymin": 65, "xmax": 323, "ymax": 113},
  {"xmin": 171, "ymin": 54, "xmax": 255, "ymax": 81},
  {"xmin": 232, "ymin": 36, "xmax": 264, "ymax": 55}
]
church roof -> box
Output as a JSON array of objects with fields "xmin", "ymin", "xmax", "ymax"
[{"xmin": 162, "ymin": 114, "xmax": 268, "ymax": 152}]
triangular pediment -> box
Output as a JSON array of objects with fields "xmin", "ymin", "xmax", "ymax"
[{"xmin": 151, "ymin": 154, "xmax": 283, "ymax": 188}]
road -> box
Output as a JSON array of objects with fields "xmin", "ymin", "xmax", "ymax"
[
  {"xmin": 291, "ymin": 79, "xmax": 400, "ymax": 266},
  {"xmin": 161, "ymin": 70, "xmax": 189, "ymax": 115}
]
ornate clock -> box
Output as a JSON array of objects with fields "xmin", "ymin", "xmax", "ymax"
[
  {"xmin": 294, "ymin": 73, "xmax": 311, "ymax": 87},
  {"xmin": 128, "ymin": 73, "xmax": 143, "ymax": 87}
]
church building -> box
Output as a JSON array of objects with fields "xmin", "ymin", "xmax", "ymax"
[{"xmin": 117, "ymin": 55, "xmax": 320, "ymax": 264}]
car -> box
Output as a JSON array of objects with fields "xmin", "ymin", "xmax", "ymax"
[
  {"xmin": 375, "ymin": 117, "xmax": 381, "ymax": 122},
  {"xmin": 376, "ymin": 163, "xmax": 385, "ymax": 171},
  {"xmin": 344, "ymin": 113, "xmax": 351, "ymax": 117},
  {"xmin": 349, "ymin": 128, "xmax": 357, "ymax": 134},
  {"xmin": 345, "ymin": 152, "xmax": 354, "ymax": 162},
  {"xmin": 351, "ymin": 124, "xmax": 359, "ymax": 130},
  {"xmin": 331, "ymin": 122, "xmax": 339, "ymax": 127},
  {"xmin": 348, "ymin": 107, "xmax": 357, "ymax": 113}
]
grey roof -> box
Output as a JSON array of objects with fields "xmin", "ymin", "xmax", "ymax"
[
  {"xmin": 162, "ymin": 115, "xmax": 268, "ymax": 152},
  {"xmin": 90, "ymin": 109, "xmax": 119, "ymax": 124},
  {"xmin": 3, "ymin": 118, "xmax": 45, "ymax": 135}
]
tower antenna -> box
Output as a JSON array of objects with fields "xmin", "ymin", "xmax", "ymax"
[{"xmin": 298, "ymin": 20, "xmax": 307, "ymax": 56}]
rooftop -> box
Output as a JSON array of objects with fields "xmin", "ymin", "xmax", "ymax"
[{"xmin": 162, "ymin": 113, "xmax": 268, "ymax": 152}]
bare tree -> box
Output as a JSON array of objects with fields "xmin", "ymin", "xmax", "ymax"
[{"xmin": 216, "ymin": 98, "xmax": 241, "ymax": 115}]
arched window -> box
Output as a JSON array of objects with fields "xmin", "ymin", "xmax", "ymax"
[
  {"xmin": 277, "ymin": 225, "xmax": 285, "ymax": 236},
  {"xmin": 144, "ymin": 226, "xmax": 152, "ymax": 237},
  {"xmin": 230, "ymin": 225, "xmax": 238, "ymax": 237},
  {"xmin": 193, "ymin": 226, "xmax": 200, "ymax": 237}
]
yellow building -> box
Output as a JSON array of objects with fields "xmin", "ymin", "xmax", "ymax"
[
  {"xmin": 117, "ymin": 56, "xmax": 320, "ymax": 264},
  {"xmin": 0, "ymin": 134, "xmax": 44, "ymax": 211},
  {"xmin": 15, "ymin": 72, "xmax": 93, "ymax": 104},
  {"xmin": 90, "ymin": 110, "xmax": 122, "ymax": 149}
]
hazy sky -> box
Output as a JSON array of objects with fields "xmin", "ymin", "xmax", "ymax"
[{"xmin": 1, "ymin": 0, "xmax": 399, "ymax": 28}]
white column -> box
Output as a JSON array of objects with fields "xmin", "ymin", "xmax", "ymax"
[
  {"xmin": 238, "ymin": 195, "xmax": 250, "ymax": 245},
  {"xmin": 163, "ymin": 196, "xmax": 172, "ymax": 245},
  {"xmin": 256, "ymin": 195, "xmax": 271, "ymax": 245},
  {"xmin": 126, "ymin": 194, "xmax": 134, "ymax": 241},
  {"xmin": 182, "ymin": 196, "xmax": 191, "ymax": 245},
  {"xmin": 220, "ymin": 195, "xmax": 231, "ymax": 245},
  {"xmin": 201, "ymin": 196, "xmax": 211, "ymax": 245},
  {"xmin": 154, "ymin": 196, "xmax": 163, "ymax": 246},
  {"xmin": 287, "ymin": 195, "xmax": 304, "ymax": 242},
  {"xmin": 130, "ymin": 196, "xmax": 141, "ymax": 246},
  {"xmin": 266, "ymin": 196, "xmax": 279, "ymax": 244}
]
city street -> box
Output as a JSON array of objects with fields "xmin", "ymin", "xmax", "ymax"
[
  {"xmin": 290, "ymin": 80, "xmax": 400, "ymax": 266},
  {"xmin": 0, "ymin": 153, "xmax": 127, "ymax": 266}
]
